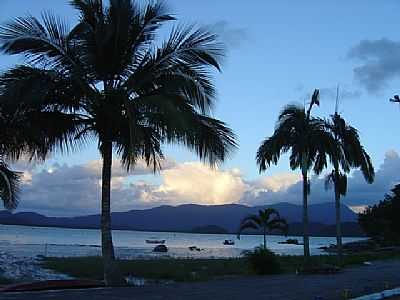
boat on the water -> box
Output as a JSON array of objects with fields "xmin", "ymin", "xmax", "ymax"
[
  {"xmin": 188, "ymin": 246, "xmax": 203, "ymax": 251},
  {"xmin": 223, "ymin": 239, "xmax": 235, "ymax": 245},
  {"xmin": 278, "ymin": 238, "xmax": 303, "ymax": 245},
  {"xmin": 145, "ymin": 239, "xmax": 166, "ymax": 244}
]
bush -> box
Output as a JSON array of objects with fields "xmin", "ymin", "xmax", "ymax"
[{"xmin": 244, "ymin": 246, "xmax": 281, "ymax": 275}]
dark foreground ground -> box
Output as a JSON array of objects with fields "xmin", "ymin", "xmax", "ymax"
[{"xmin": 3, "ymin": 260, "xmax": 400, "ymax": 300}]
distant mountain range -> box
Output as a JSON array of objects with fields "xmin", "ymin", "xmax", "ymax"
[{"xmin": 0, "ymin": 202, "xmax": 364, "ymax": 237}]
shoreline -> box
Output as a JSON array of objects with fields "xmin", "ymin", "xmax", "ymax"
[{"xmin": 0, "ymin": 223, "xmax": 365, "ymax": 238}]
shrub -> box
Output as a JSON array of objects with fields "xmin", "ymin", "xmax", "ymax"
[{"xmin": 244, "ymin": 246, "xmax": 281, "ymax": 275}]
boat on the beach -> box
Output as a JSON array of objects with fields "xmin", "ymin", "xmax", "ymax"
[
  {"xmin": 145, "ymin": 239, "xmax": 166, "ymax": 244},
  {"xmin": 223, "ymin": 239, "xmax": 235, "ymax": 245}
]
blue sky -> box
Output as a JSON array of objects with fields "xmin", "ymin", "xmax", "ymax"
[{"xmin": 1, "ymin": 1, "xmax": 400, "ymax": 215}]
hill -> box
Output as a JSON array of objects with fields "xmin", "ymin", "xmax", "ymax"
[{"xmin": 0, "ymin": 202, "xmax": 363, "ymax": 237}]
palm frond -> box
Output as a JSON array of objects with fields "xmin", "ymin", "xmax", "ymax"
[
  {"xmin": 268, "ymin": 218, "xmax": 289, "ymax": 236},
  {"xmin": 257, "ymin": 103, "xmax": 333, "ymax": 175},
  {"xmin": 237, "ymin": 215, "xmax": 260, "ymax": 239},
  {"xmin": 259, "ymin": 208, "xmax": 280, "ymax": 221},
  {"xmin": 125, "ymin": 25, "xmax": 224, "ymax": 114},
  {"xmin": 0, "ymin": 12, "xmax": 74, "ymax": 69},
  {"xmin": 70, "ymin": 0, "xmax": 104, "ymax": 27},
  {"xmin": 326, "ymin": 113, "xmax": 375, "ymax": 188},
  {"xmin": 129, "ymin": 93, "xmax": 237, "ymax": 166},
  {"xmin": 0, "ymin": 160, "xmax": 21, "ymax": 210}
]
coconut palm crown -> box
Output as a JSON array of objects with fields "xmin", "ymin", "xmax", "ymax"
[
  {"xmin": 0, "ymin": 0, "xmax": 237, "ymax": 285},
  {"xmin": 237, "ymin": 208, "xmax": 288, "ymax": 249}
]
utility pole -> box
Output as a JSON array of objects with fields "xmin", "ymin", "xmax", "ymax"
[{"xmin": 335, "ymin": 85, "xmax": 340, "ymax": 114}]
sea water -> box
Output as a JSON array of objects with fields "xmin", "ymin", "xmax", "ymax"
[{"xmin": 0, "ymin": 224, "xmax": 364, "ymax": 259}]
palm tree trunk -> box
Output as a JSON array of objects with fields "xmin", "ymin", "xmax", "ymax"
[
  {"xmin": 263, "ymin": 227, "xmax": 267, "ymax": 249},
  {"xmin": 334, "ymin": 172, "xmax": 343, "ymax": 264},
  {"xmin": 302, "ymin": 172, "xmax": 310, "ymax": 259},
  {"xmin": 101, "ymin": 140, "xmax": 124, "ymax": 286}
]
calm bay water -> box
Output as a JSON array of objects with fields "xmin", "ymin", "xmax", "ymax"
[{"xmin": 0, "ymin": 224, "xmax": 364, "ymax": 259}]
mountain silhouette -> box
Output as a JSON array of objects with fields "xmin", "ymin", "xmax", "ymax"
[{"xmin": 0, "ymin": 202, "xmax": 362, "ymax": 236}]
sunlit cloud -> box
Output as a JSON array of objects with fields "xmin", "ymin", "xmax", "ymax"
[{"xmin": 156, "ymin": 162, "xmax": 249, "ymax": 205}]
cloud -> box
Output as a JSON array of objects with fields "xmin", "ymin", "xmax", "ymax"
[
  {"xmin": 348, "ymin": 38, "xmax": 400, "ymax": 93},
  {"xmin": 9, "ymin": 150, "xmax": 400, "ymax": 216},
  {"xmin": 149, "ymin": 163, "xmax": 249, "ymax": 205},
  {"xmin": 250, "ymin": 173, "xmax": 301, "ymax": 193},
  {"xmin": 242, "ymin": 150, "xmax": 400, "ymax": 208},
  {"xmin": 209, "ymin": 21, "xmax": 249, "ymax": 50},
  {"xmin": 15, "ymin": 158, "xmax": 177, "ymax": 216}
]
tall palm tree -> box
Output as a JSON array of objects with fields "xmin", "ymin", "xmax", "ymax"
[
  {"xmin": 237, "ymin": 208, "xmax": 288, "ymax": 249},
  {"xmin": 0, "ymin": 0, "xmax": 236, "ymax": 285},
  {"xmin": 324, "ymin": 112, "xmax": 374, "ymax": 262},
  {"xmin": 256, "ymin": 90, "xmax": 334, "ymax": 260}
]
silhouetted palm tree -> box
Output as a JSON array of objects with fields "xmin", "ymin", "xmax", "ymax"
[
  {"xmin": 0, "ymin": 160, "xmax": 21, "ymax": 210},
  {"xmin": 0, "ymin": 0, "xmax": 236, "ymax": 285},
  {"xmin": 324, "ymin": 112, "xmax": 374, "ymax": 262},
  {"xmin": 237, "ymin": 208, "xmax": 288, "ymax": 249},
  {"xmin": 256, "ymin": 90, "xmax": 334, "ymax": 260}
]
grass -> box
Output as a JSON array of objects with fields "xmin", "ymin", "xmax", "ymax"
[
  {"xmin": 42, "ymin": 257, "xmax": 250, "ymax": 282},
  {"xmin": 41, "ymin": 250, "xmax": 400, "ymax": 283},
  {"xmin": 0, "ymin": 276, "xmax": 14, "ymax": 285}
]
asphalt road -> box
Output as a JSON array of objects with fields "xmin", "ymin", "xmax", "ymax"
[{"xmin": 3, "ymin": 260, "xmax": 400, "ymax": 300}]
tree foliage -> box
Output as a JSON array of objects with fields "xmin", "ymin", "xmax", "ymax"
[
  {"xmin": 237, "ymin": 208, "xmax": 288, "ymax": 249},
  {"xmin": 0, "ymin": 0, "xmax": 237, "ymax": 171},
  {"xmin": 359, "ymin": 184, "xmax": 400, "ymax": 244}
]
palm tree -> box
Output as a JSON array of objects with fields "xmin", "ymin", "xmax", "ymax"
[
  {"xmin": 0, "ymin": 160, "xmax": 21, "ymax": 210},
  {"xmin": 256, "ymin": 90, "xmax": 334, "ymax": 260},
  {"xmin": 237, "ymin": 208, "xmax": 288, "ymax": 249},
  {"xmin": 324, "ymin": 112, "xmax": 374, "ymax": 262},
  {"xmin": 0, "ymin": 0, "xmax": 237, "ymax": 285}
]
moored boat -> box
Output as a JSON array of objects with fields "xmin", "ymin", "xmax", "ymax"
[
  {"xmin": 145, "ymin": 239, "xmax": 166, "ymax": 244},
  {"xmin": 223, "ymin": 239, "xmax": 235, "ymax": 245}
]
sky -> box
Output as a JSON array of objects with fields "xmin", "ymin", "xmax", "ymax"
[{"xmin": 1, "ymin": 0, "xmax": 400, "ymax": 216}]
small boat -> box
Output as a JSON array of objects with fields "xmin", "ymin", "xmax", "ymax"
[
  {"xmin": 223, "ymin": 239, "xmax": 235, "ymax": 246},
  {"xmin": 188, "ymin": 246, "xmax": 203, "ymax": 251},
  {"xmin": 278, "ymin": 239, "xmax": 303, "ymax": 245},
  {"xmin": 146, "ymin": 239, "xmax": 166, "ymax": 244}
]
